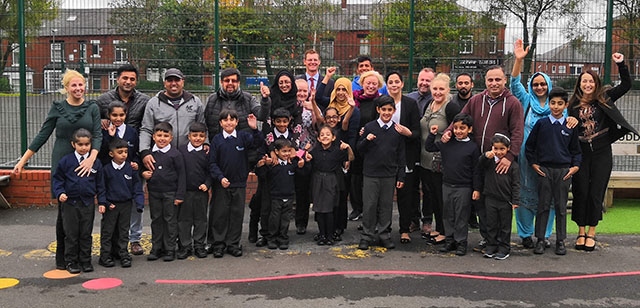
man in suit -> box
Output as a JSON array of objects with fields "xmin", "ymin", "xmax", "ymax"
[{"xmin": 296, "ymin": 49, "xmax": 334, "ymax": 99}]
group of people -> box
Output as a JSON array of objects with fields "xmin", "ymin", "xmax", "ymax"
[{"xmin": 11, "ymin": 42, "xmax": 638, "ymax": 273}]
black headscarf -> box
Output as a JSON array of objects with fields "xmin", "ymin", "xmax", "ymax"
[{"xmin": 270, "ymin": 70, "xmax": 300, "ymax": 118}]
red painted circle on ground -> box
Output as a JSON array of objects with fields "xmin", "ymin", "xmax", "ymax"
[{"xmin": 82, "ymin": 278, "xmax": 122, "ymax": 290}]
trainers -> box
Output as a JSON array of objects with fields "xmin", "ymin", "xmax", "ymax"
[
  {"xmin": 130, "ymin": 242, "xmax": 144, "ymax": 256},
  {"xmin": 348, "ymin": 211, "xmax": 362, "ymax": 221},
  {"xmin": 472, "ymin": 238, "xmax": 487, "ymax": 252},
  {"xmin": 494, "ymin": 253, "xmax": 510, "ymax": 260},
  {"xmin": 194, "ymin": 248, "xmax": 208, "ymax": 258},
  {"xmin": 544, "ymin": 238, "xmax": 552, "ymax": 248},
  {"xmin": 534, "ymin": 240, "xmax": 545, "ymax": 254},
  {"xmin": 455, "ymin": 245, "xmax": 467, "ymax": 256},
  {"xmin": 521, "ymin": 236, "xmax": 535, "ymax": 249},
  {"xmin": 120, "ymin": 257, "xmax": 132, "ymax": 268},
  {"xmin": 212, "ymin": 247, "xmax": 224, "ymax": 258},
  {"xmin": 483, "ymin": 247, "xmax": 497, "ymax": 258},
  {"xmin": 255, "ymin": 237, "xmax": 268, "ymax": 247},
  {"xmin": 555, "ymin": 240, "xmax": 567, "ymax": 255}
]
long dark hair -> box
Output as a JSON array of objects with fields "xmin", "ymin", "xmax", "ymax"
[{"xmin": 569, "ymin": 70, "xmax": 608, "ymax": 109}]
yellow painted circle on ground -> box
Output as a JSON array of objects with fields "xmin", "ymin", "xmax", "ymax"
[
  {"xmin": 43, "ymin": 269, "xmax": 80, "ymax": 279},
  {"xmin": 0, "ymin": 278, "xmax": 19, "ymax": 289},
  {"xmin": 47, "ymin": 234, "xmax": 153, "ymax": 256},
  {"xmin": 0, "ymin": 249, "xmax": 12, "ymax": 257}
]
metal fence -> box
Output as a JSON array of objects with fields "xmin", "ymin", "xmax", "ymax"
[{"xmin": 1, "ymin": 0, "xmax": 639, "ymax": 170}]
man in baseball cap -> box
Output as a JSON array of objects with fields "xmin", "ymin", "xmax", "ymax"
[{"xmin": 165, "ymin": 68, "xmax": 185, "ymax": 80}]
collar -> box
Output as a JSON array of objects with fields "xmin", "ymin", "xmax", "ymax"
[
  {"xmin": 306, "ymin": 72, "xmax": 320, "ymax": 81},
  {"xmin": 223, "ymin": 130, "xmax": 238, "ymax": 139},
  {"xmin": 377, "ymin": 118, "xmax": 393, "ymax": 128},
  {"xmin": 111, "ymin": 160, "xmax": 126, "ymax": 170},
  {"xmin": 455, "ymin": 137, "xmax": 471, "ymax": 142},
  {"xmin": 548, "ymin": 115, "xmax": 566, "ymax": 124},
  {"xmin": 275, "ymin": 129, "xmax": 289, "ymax": 139},
  {"xmin": 74, "ymin": 152, "xmax": 88, "ymax": 162},
  {"xmin": 152, "ymin": 144, "xmax": 171, "ymax": 153},
  {"xmin": 116, "ymin": 124, "xmax": 126, "ymax": 138},
  {"xmin": 278, "ymin": 159, "xmax": 288, "ymax": 165},
  {"xmin": 188, "ymin": 142, "xmax": 203, "ymax": 152}
]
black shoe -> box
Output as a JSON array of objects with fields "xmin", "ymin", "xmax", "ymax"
[
  {"xmin": 334, "ymin": 228, "xmax": 344, "ymax": 236},
  {"xmin": 279, "ymin": 243, "xmax": 289, "ymax": 250},
  {"xmin": 163, "ymin": 251, "xmax": 175, "ymax": 262},
  {"xmin": 332, "ymin": 232, "xmax": 343, "ymax": 242},
  {"xmin": 522, "ymin": 236, "xmax": 535, "ymax": 249},
  {"xmin": 438, "ymin": 242, "xmax": 457, "ymax": 253},
  {"xmin": 56, "ymin": 264, "xmax": 66, "ymax": 270},
  {"xmin": 357, "ymin": 239, "xmax": 369, "ymax": 250},
  {"xmin": 255, "ymin": 237, "xmax": 268, "ymax": 247},
  {"xmin": 227, "ymin": 247, "xmax": 243, "ymax": 257},
  {"xmin": 121, "ymin": 257, "xmax": 132, "ymax": 268},
  {"xmin": 177, "ymin": 248, "xmax": 191, "ymax": 260},
  {"xmin": 357, "ymin": 224, "xmax": 363, "ymax": 231},
  {"xmin": 494, "ymin": 252, "xmax": 510, "ymax": 260},
  {"xmin": 147, "ymin": 250, "xmax": 162, "ymax": 261},
  {"xmin": 455, "ymin": 245, "xmax": 467, "ymax": 256},
  {"xmin": 99, "ymin": 257, "xmax": 115, "ymax": 268},
  {"xmin": 66, "ymin": 262, "xmax": 81, "ymax": 274},
  {"xmin": 348, "ymin": 211, "xmax": 362, "ymax": 221},
  {"xmin": 296, "ymin": 226, "xmax": 307, "ymax": 235},
  {"xmin": 195, "ymin": 248, "xmax": 208, "ymax": 258},
  {"xmin": 544, "ymin": 238, "xmax": 552, "ymax": 248},
  {"xmin": 534, "ymin": 240, "xmax": 545, "ymax": 254},
  {"xmin": 555, "ymin": 240, "xmax": 567, "ymax": 255},
  {"xmin": 472, "ymin": 238, "xmax": 487, "ymax": 252},
  {"xmin": 267, "ymin": 241, "xmax": 278, "ymax": 250},
  {"xmin": 380, "ymin": 238, "xmax": 395, "ymax": 249},
  {"xmin": 248, "ymin": 233, "xmax": 258, "ymax": 243},
  {"xmin": 212, "ymin": 248, "xmax": 224, "ymax": 258},
  {"xmin": 317, "ymin": 236, "xmax": 327, "ymax": 246},
  {"xmin": 81, "ymin": 262, "xmax": 94, "ymax": 272}
]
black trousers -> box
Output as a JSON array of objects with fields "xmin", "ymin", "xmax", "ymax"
[
  {"xmin": 572, "ymin": 144, "xmax": 611, "ymax": 227},
  {"xmin": 485, "ymin": 195, "xmax": 512, "ymax": 255},
  {"xmin": 397, "ymin": 167, "xmax": 419, "ymax": 233},
  {"xmin": 55, "ymin": 202, "xmax": 66, "ymax": 268},
  {"xmin": 178, "ymin": 190, "xmax": 209, "ymax": 250},
  {"xmin": 61, "ymin": 200, "xmax": 95, "ymax": 264},
  {"xmin": 419, "ymin": 167, "xmax": 444, "ymax": 234},
  {"xmin": 294, "ymin": 172, "xmax": 312, "ymax": 228},
  {"xmin": 334, "ymin": 172, "xmax": 350, "ymax": 231},
  {"xmin": 268, "ymin": 198, "xmax": 293, "ymax": 244},
  {"xmin": 149, "ymin": 190, "xmax": 178, "ymax": 254},
  {"xmin": 100, "ymin": 200, "xmax": 132, "ymax": 259},
  {"xmin": 350, "ymin": 173, "xmax": 364, "ymax": 213},
  {"xmin": 536, "ymin": 166, "xmax": 569, "ymax": 241},
  {"xmin": 248, "ymin": 176, "xmax": 270, "ymax": 238},
  {"xmin": 209, "ymin": 186, "xmax": 245, "ymax": 250}
]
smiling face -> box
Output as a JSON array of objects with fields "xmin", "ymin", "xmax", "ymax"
[
  {"xmin": 579, "ymin": 73, "xmax": 596, "ymax": 96},
  {"xmin": 109, "ymin": 106, "xmax": 126, "ymax": 128},
  {"xmin": 531, "ymin": 75, "xmax": 548, "ymax": 98},
  {"xmin": 386, "ymin": 73, "xmax": 403, "ymax": 96},
  {"xmin": 357, "ymin": 60, "xmax": 373, "ymax": 75},
  {"xmin": 163, "ymin": 76, "xmax": 184, "ymax": 98},
  {"xmin": 430, "ymin": 79, "xmax": 450, "ymax": 104},
  {"xmin": 219, "ymin": 115, "xmax": 238, "ymax": 134},
  {"xmin": 492, "ymin": 142, "xmax": 509, "ymax": 160},
  {"xmin": 152, "ymin": 130, "xmax": 173, "ymax": 149},
  {"xmin": 484, "ymin": 67, "xmax": 506, "ymax": 98},
  {"xmin": 278, "ymin": 75, "xmax": 292, "ymax": 93},
  {"xmin": 317, "ymin": 126, "xmax": 336, "ymax": 147},
  {"xmin": 109, "ymin": 147, "xmax": 129, "ymax": 165},
  {"xmin": 66, "ymin": 77, "xmax": 86, "ymax": 100},
  {"xmin": 452, "ymin": 121, "xmax": 472, "ymax": 140},
  {"xmin": 117, "ymin": 71, "xmax": 138, "ymax": 93},
  {"xmin": 417, "ymin": 70, "xmax": 435, "ymax": 94},
  {"xmin": 324, "ymin": 108, "xmax": 340, "ymax": 128},
  {"xmin": 221, "ymin": 74, "xmax": 240, "ymax": 94},
  {"xmin": 275, "ymin": 145, "xmax": 294, "ymax": 161},
  {"xmin": 188, "ymin": 131, "xmax": 206, "ymax": 148},
  {"xmin": 334, "ymin": 85, "xmax": 349, "ymax": 103},
  {"xmin": 273, "ymin": 117, "xmax": 290, "ymax": 133},
  {"xmin": 304, "ymin": 52, "xmax": 321, "ymax": 74},
  {"xmin": 296, "ymin": 79, "xmax": 308, "ymax": 101},
  {"xmin": 376, "ymin": 104, "xmax": 395, "ymax": 123},
  {"xmin": 362, "ymin": 75, "xmax": 380, "ymax": 96}
]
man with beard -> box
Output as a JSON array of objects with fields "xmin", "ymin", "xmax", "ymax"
[
  {"xmin": 407, "ymin": 67, "xmax": 435, "ymax": 115},
  {"xmin": 451, "ymin": 73, "xmax": 474, "ymax": 110}
]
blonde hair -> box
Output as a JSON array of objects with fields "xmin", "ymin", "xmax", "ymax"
[
  {"xmin": 430, "ymin": 73, "xmax": 452, "ymax": 102},
  {"xmin": 359, "ymin": 70, "xmax": 384, "ymax": 89},
  {"xmin": 60, "ymin": 69, "xmax": 85, "ymax": 94}
]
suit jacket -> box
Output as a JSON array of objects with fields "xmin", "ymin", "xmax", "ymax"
[
  {"xmin": 399, "ymin": 95, "xmax": 422, "ymax": 168},
  {"xmin": 296, "ymin": 73, "xmax": 335, "ymax": 108}
]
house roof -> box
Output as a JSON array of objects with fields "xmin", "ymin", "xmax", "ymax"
[
  {"xmin": 537, "ymin": 41, "xmax": 605, "ymax": 63},
  {"xmin": 39, "ymin": 8, "xmax": 116, "ymax": 37}
]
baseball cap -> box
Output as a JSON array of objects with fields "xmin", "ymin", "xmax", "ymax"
[{"xmin": 165, "ymin": 68, "xmax": 184, "ymax": 80}]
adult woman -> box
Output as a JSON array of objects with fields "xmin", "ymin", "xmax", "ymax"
[
  {"xmin": 569, "ymin": 53, "xmax": 637, "ymax": 251},
  {"xmin": 13, "ymin": 69, "xmax": 102, "ymax": 270},
  {"xmin": 385, "ymin": 71, "xmax": 421, "ymax": 243},
  {"xmin": 270, "ymin": 70, "xmax": 301, "ymax": 131},
  {"xmin": 419, "ymin": 73, "xmax": 460, "ymax": 245}
]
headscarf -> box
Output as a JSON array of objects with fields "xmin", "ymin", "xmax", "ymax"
[
  {"xmin": 270, "ymin": 70, "xmax": 299, "ymax": 117},
  {"xmin": 328, "ymin": 77, "xmax": 353, "ymax": 116}
]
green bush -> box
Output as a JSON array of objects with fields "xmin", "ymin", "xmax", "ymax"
[{"xmin": 0, "ymin": 77, "xmax": 12, "ymax": 93}]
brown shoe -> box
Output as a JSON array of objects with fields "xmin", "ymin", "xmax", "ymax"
[{"xmin": 130, "ymin": 242, "xmax": 144, "ymax": 255}]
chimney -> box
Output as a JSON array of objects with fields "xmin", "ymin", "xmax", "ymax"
[{"xmin": 341, "ymin": 0, "xmax": 347, "ymax": 9}]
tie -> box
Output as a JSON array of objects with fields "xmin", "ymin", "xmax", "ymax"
[
  {"xmin": 382, "ymin": 124, "xmax": 388, "ymax": 130},
  {"xmin": 79, "ymin": 156, "xmax": 85, "ymax": 164},
  {"xmin": 281, "ymin": 161, "xmax": 286, "ymax": 166},
  {"xmin": 309, "ymin": 77, "xmax": 315, "ymax": 91}
]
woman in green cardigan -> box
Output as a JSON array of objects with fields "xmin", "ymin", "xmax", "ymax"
[{"xmin": 13, "ymin": 69, "xmax": 103, "ymax": 270}]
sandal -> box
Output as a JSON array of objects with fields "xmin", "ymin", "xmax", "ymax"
[
  {"xmin": 428, "ymin": 235, "xmax": 446, "ymax": 245},
  {"xmin": 400, "ymin": 233, "xmax": 411, "ymax": 244},
  {"xmin": 574, "ymin": 234, "xmax": 586, "ymax": 250},
  {"xmin": 409, "ymin": 222, "xmax": 420, "ymax": 233},
  {"xmin": 584, "ymin": 235, "xmax": 597, "ymax": 252}
]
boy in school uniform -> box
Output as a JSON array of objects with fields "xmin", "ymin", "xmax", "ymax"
[
  {"xmin": 425, "ymin": 113, "xmax": 480, "ymax": 256},
  {"xmin": 526, "ymin": 87, "xmax": 581, "ymax": 255},
  {"xmin": 209, "ymin": 109, "xmax": 262, "ymax": 258},
  {"xmin": 255, "ymin": 138, "xmax": 305, "ymax": 250},
  {"xmin": 357, "ymin": 95, "xmax": 406, "ymax": 250},
  {"xmin": 177, "ymin": 122, "xmax": 212, "ymax": 259},
  {"xmin": 141, "ymin": 122, "xmax": 186, "ymax": 262},
  {"xmin": 52, "ymin": 128, "xmax": 107, "ymax": 274},
  {"xmin": 98, "ymin": 138, "xmax": 144, "ymax": 268}
]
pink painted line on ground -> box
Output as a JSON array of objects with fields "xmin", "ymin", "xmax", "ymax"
[{"xmin": 156, "ymin": 270, "xmax": 640, "ymax": 285}]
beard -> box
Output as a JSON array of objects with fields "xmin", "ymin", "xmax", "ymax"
[{"xmin": 458, "ymin": 88, "xmax": 470, "ymax": 97}]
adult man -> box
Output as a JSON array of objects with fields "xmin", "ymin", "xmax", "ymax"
[
  {"xmin": 97, "ymin": 64, "xmax": 150, "ymax": 256},
  {"xmin": 351, "ymin": 55, "xmax": 388, "ymax": 96},
  {"xmin": 451, "ymin": 73, "xmax": 474, "ymax": 110},
  {"xmin": 97, "ymin": 64, "xmax": 150, "ymax": 130},
  {"xmin": 406, "ymin": 67, "xmax": 435, "ymax": 115},
  {"xmin": 442, "ymin": 65, "xmax": 524, "ymax": 252},
  {"xmin": 296, "ymin": 49, "xmax": 334, "ymax": 99},
  {"xmin": 139, "ymin": 68, "xmax": 206, "ymax": 171}
]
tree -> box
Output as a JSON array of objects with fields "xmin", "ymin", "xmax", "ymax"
[
  {"xmin": 614, "ymin": 0, "xmax": 640, "ymax": 76},
  {"xmin": 0, "ymin": 0, "xmax": 58, "ymax": 77},
  {"xmin": 483, "ymin": 0, "xmax": 584, "ymax": 80}
]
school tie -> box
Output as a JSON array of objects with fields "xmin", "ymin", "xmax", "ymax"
[
  {"xmin": 382, "ymin": 124, "xmax": 388, "ymax": 130},
  {"xmin": 309, "ymin": 77, "xmax": 315, "ymax": 91},
  {"xmin": 79, "ymin": 156, "xmax": 85, "ymax": 164}
]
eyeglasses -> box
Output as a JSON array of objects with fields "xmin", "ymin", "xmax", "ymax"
[
  {"xmin": 222, "ymin": 78, "xmax": 239, "ymax": 83},
  {"xmin": 532, "ymin": 82, "xmax": 547, "ymax": 87},
  {"xmin": 325, "ymin": 115, "xmax": 340, "ymax": 120}
]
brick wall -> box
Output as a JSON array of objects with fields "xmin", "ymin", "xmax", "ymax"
[{"xmin": 0, "ymin": 169, "xmax": 259, "ymax": 208}]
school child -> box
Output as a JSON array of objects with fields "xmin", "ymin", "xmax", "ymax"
[
  {"xmin": 306, "ymin": 125, "xmax": 352, "ymax": 245},
  {"xmin": 248, "ymin": 108, "xmax": 299, "ymax": 247},
  {"xmin": 98, "ymin": 138, "xmax": 144, "ymax": 268},
  {"xmin": 425, "ymin": 113, "xmax": 480, "ymax": 256},
  {"xmin": 357, "ymin": 95, "xmax": 406, "ymax": 250},
  {"xmin": 177, "ymin": 122, "xmax": 211, "ymax": 259},
  {"xmin": 209, "ymin": 110, "xmax": 262, "ymax": 258},
  {"xmin": 98, "ymin": 101, "xmax": 144, "ymax": 257},
  {"xmin": 255, "ymin": 139, "xmax": 305, "ymax": 250},
  {"xmin": 141, "ymin": 122, "xmax": 186, "ymax": 262},
  {"xmin": 526, "ymin": 87, "xmax": 581, "ymax": 255},
  {"xmin": 52, "ymin": 128, "xmax": 107, "ymax": 274},
  {"xmin": 476, "ymin": 134, "xmax": 520, "ymax": 260}
]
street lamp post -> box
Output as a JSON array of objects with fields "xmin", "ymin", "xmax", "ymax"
[{"xmin": 51, "ymin": 28, "xmax": 58, "ymax": 90}]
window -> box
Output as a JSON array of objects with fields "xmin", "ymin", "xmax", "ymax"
[
  {"xmin": 109, "ymin": 71, "xmax": 118, "ymax": 88},
  {"xmin": 51, "ymin": 42, "xmax": 63, "ymax": 62},
  {"xmin": 552, "ymin": 65, "xmax": 556, "ymax": 74},
  {"xmin": 320, "ymin": 40, "xmax": 334, "ymax": 60},
  {"xmin": 489, "ymin": 35, "xmax": 497, "ymax": 54},
  {"xmin": 358, "ymin": 37, "xmax": 369, "ymax": 56},
  {"xmin": 558, "ymin": 65, "xmax": 566, "ymax": 74},
  {"xmin": 11, "ymin": 43, "xmax": 19, "ymax": 66},
  {"xmin": 91, "ymin": 40, "xmax": 101, "ymax": 58},
  {"xmin": 459, "ymin": 35, "xmax": 473, "ymax": 54},
  {"xmin": 114, "ymin": 40, "xmax": 128, "ymax": 63},
  {"xmin": 147, "ymin": 68, "xmax": 161, "ymax": 82},
  {"xmin": 570, "ymin": 64, "xmax": 583, "ymax": 75},
  {"xmin": 78, "ymin": 42, "xmax": 87, "ymax": 61},
  {"xmin": 44, "ymin": 70, "xmax": 62, "ymax": 93}
]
